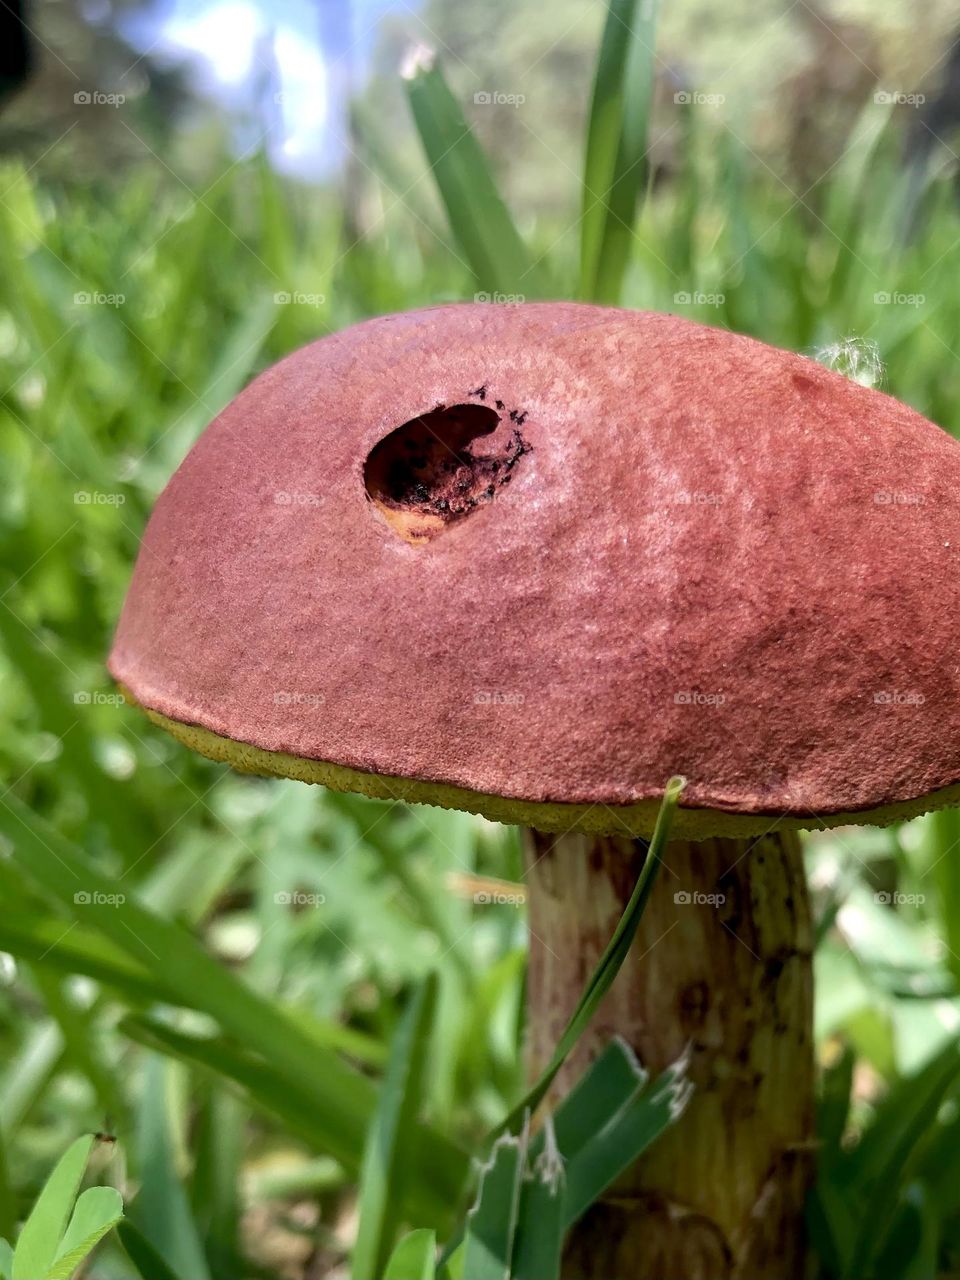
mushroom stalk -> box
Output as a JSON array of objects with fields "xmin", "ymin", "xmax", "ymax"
[{"xmin": 524, "ymin": 828, "xmax": 814, "ymax": 1280}]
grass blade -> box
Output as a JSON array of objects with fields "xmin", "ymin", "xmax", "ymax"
[
  {"xmin": 117, "ymin": 1220, "xmax": 184, "ymax": 1280},
  {"xmin": 560, "ymin": 1046, "xmax": 692, "ymax": 1225},
  {"xmin": 0, "ymin": 889, "xmax": 384, "ymax": 1068},
  {"xmin": 31, "ymin": 969, "xmax": 125, "ymax": 1128},
  {"xmin": 546, "ymin": 1037, "xmax": 646, "ymax": 1160},
  {"xmin": 352, "ymin": 975, "xmax": 438, "ymax": 1280},
  {"xmin": 0, "ymin": 1022, "xmax": 63, "ymax": 1135},
  {"xmin": 461, "ymin": 1133, "xmax": 526, "ymax": 1280},
  {"xmin": 384, "ymin": 1229, "xmax": 437, "ymax": 1280},
  {"xmin": 404, "ymin": 51, "xmax": 544, "ymax": 297},
  {"xmin": 579, "ymin": 0, "xmax": 661, "ymax": 302},
  {"xmin": 130, "ymin": 1057, "xmax": 210, "ymax": 1280},
  {"xmin": 493, "ymin": 776, "xmax": 685, "ymax": 1136},
  {"xmin": 510, "ymin": 1118, "xmax": 564, "ymax": 1280},
  {"xmin": 927, "ymin": 807, "xmax": 960, "ymax": 989},
  {"xmin": 191, "ymin": 1088, "xmax": 243, "ymax": 1279},
  {"xmin": 119, "ymin": 1014, "xmax": 460, "ymax": 1226},
  {"xmin": 0, "ymin": 910, "xmax": 167, "ymax": 1005},
  {"xmin": 0, "ymin": 792, "xmax": 463, "ymax": 1214},
  {"xmin": 0, "ymin": 1125, "xmax": 14, "ymax": 1245},
  {"xmin": 843, "ymin": 1039, "xmax": 960, "ymax": 1279}
]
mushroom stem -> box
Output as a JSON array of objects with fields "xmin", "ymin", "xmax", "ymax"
[{"xmin": 523, "ymin": 828, "xmax": 814, "ymax": 1280}]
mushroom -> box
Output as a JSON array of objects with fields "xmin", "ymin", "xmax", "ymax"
[{"xmin": 109, "ymin": 303, "xmax": 960, "ymax": 1279}]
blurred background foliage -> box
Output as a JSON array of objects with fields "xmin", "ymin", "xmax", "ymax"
[{"xmin": 4, "ymin": 0, "xmax": 960, "ymax": 1275}]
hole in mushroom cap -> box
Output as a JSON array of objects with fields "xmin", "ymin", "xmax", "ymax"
[{"xmin": 364, "ymin": 402, "xmax": 531, "ymax": 543}]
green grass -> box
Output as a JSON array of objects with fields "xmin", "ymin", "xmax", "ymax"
[{"xmin": 3, "ymin": 6, "xmax": 960, "ymax": 1274}]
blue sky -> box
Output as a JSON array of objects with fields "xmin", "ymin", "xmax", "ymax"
[{"xmin": 119, "ymin": 0, "xmax": 408, "ymax": 175}]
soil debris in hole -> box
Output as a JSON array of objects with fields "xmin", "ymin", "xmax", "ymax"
[{"xmin": 364, "ymin": 402, "xmax": 531, "ymax": 542}]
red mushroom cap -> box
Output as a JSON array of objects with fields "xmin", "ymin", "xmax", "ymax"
[{"xmin": 109, "ymin": 303, "xmax": 960, "ymax": 839}]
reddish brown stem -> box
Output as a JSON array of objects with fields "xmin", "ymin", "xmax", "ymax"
[{"xmin": 524, "ymin": 829, "xmax": 814, "ymax": 1280}]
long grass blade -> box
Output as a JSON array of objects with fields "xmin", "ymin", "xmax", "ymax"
[
  {"xmin": 510, "ymin": 1117, "xmax": 564, "ymax": 1280},
  {"xmin": 352, "ymin": 975, "xmax": 438, "ymax": 1280},
  {"xmin": 461, "ymin": 1132, "xmax": 526, "ymax": 1280},
  {"xmin": 404, "ymin": 51, "xmax": 544, "ymax": 297},
  {"xmin": 560, "ymin": 1046, "xmax": 692, "ymax": 1225},
  {"xmin": 119, "ymin": 1014, "xmax": 461, "ymax": 1226},
  {"xmin": 117, "ymin": 1220, "xmax": 184, "ymax": 1280},
  {"xmin": 0, "ymin": 793, "xmax": 466, "ymax": 1220},
  {"xmin": 130, "ymin": 1057, "xmax": 210, "ymax": 1280},
  {"xmin": 492, "ymin": 776, "xmax": 685, "ymax": 1137},
  {"xmin": 579, "ymin": 0, "xmax": 661, "ymax": 302}
]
